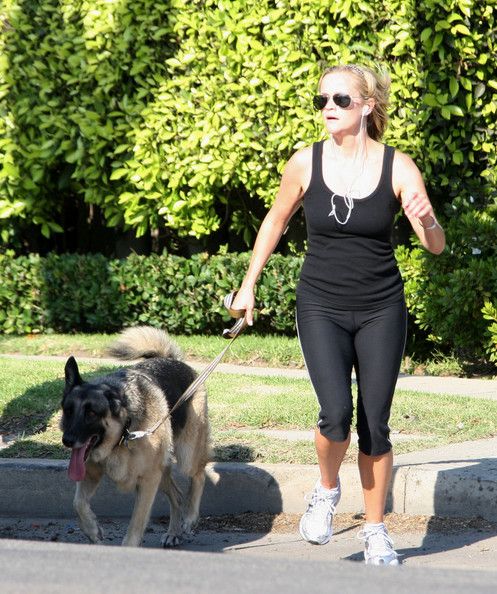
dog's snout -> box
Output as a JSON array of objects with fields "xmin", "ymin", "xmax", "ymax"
[{"xmin": 62, "ymin": 435, "xmax": 75, "ymax": 448}]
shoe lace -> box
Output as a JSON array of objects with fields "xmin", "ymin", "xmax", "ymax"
[
  {"xmin": 357, "ymin": 527, "xmax": 398, "ymax": 559},
  {"xmin": 304, "ymin": 490, "xmax": 338, "ymax": 516}
]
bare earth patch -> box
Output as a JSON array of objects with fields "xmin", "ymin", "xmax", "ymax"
[
  {"xmin": 195, "ymin": 512, "xmax": 497, "ymax": 535},
  {"xmin": 1, "ymin": 513, "xmax": 495, "ymax": 547}
]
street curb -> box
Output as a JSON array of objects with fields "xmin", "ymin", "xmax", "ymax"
[{"xmin": 1, "ymin": 455, "xmax": 496, "ymax": 522}]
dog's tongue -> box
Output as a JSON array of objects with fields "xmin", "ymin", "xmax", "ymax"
[{"xmin": 68, "ymin": 440, "xmax": 90, "ymax": 482}]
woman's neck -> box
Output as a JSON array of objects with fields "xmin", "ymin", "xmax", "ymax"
[{"xmin": 329, "ymin": 131, "xmax": 370, "ymax": 159}]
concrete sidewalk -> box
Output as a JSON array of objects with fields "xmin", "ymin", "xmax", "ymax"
[
  {"xmin": 208, "ymin": 361, "xmax": 497, "ymax": 399},
  {"xmin": 1, "ymin": 437, "xmax": 496, "ymax": 522}
]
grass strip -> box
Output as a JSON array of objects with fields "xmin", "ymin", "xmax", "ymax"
[
  {"xmin": 0, "ymin": 358, "xmax": 495, "ymax": 463},
  {"xmin": 0, "ymin": 333, "xmax": 304, "ymax": 368},
  {"xmin": 0, "ymin": 332, "xmax": 476, "ymax": 376}
]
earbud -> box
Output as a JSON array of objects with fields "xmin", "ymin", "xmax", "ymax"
[{"xmin": 362, "ymin": 106, "xmax": 370, "ymax": 116}]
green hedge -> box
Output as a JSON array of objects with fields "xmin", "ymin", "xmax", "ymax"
[
  {"xmin": 396, "ymin": 210, "xmax": 497, "ymax": 364},
  {"xmin": 0, "ymin": 250, "xmax": 303, "ymax": 336},
  {"xmin": 1, "ymin": 239, "xmax": 496, "ymax": 365},
  {"xmin": 1, "ymin": 0, "xmax": 496, "ymax": 244}
]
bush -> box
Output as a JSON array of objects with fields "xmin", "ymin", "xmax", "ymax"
[
  {"xmin": 0, "ymin": 250, "xmax": 301, "ymax": 336},
  {"xmin": 482, "ymin": 301, "xmax": 497, "ymax": 364},
  {"xmin": 1, "ymin": 238, "xmax": 496, "ymax": 369},
  {"xmin": 1, "ymin": 1, "xmax": 496, "ymax": 247},
  {"xmin": 396, "ymin": 209, "xmax": 497, "ymax": 363},
  {"xmin": 40, "ymin": 253, "xmax": 126, "ymax": 332},
  {"xmin": 114, "ymin": 251, "xmax": 255, "ymax": 334},
  {"xmin": 0, "ymin": 253, "xmax": 44, "ymax": 333},
  {"xmin": 114, "ymin": 250, "xmax": 303, "ymax": 335}
]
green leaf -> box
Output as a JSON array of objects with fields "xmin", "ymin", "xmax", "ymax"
[
  {"xmin": 451, "ymin": 24, "xmax": 471, "ymax": 36},
  {"xmin": 110, "ymin": 168, "xmax": 129, "ymax": 180},
  {"xmin": 420, "ymin": 27, "xmax": 432, "ymax": 43},
  {"xmin": 449, "ymin": 78, "xmax": 459, "ymax": 98},
  {"xmin": 423, "ymin": 94, "xmax": 439, "ymax": 107},
  {"xmin": 446, "ymin": 105, "xmax": 464, "ymax": 117}
]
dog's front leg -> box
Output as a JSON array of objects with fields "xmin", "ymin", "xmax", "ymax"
[
  {"xmin": 74, "ymin": 466, "xmax": 104, "ymax": 544},
  {"xmin": 122, "ymin": 473, "xmax": 161, "ymax": 547}
]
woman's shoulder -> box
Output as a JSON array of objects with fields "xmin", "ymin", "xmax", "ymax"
[
  {"xmin": 390, "ymin": 147, "xmax": 422, "ymax": 178},
  {"xmin": 290, "ymin": 139, "xmax": 325, "ymax": 166},
  {"xmin": 390, "ymin": 146, "xmax": 417, "ymax": 166},
  {"xmin": 390, "ymin": 147, "xmax": 424, "ymax": 195},
  {"xmin": 285, "ymin": 143, "xmax": 315, "ymax": 172},
  {"xmin": 279, "ymin": 143, "xmax": 318, "ymax": 195}
]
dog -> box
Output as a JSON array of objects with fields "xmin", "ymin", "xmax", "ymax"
[{"xmin": 60, "ymin": 326, "xmax": 211, "ymax": 547}]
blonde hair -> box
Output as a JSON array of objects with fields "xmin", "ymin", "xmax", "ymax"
[{"xmin": 318, "ymin": 64, "xmax": 391, "ymax": 141}]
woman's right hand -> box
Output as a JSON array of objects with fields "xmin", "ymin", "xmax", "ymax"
[{"xmin": 231, "ymin": 286, "xmax": 255, "ymax": 326}]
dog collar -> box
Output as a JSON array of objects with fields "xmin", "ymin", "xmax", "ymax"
[{"xmin": 118, "ymin": 418, "xmax": 132, "ymax": 448}]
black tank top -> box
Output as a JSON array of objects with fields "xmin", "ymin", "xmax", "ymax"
[{"xmin": 297, "ymin": 140, "xmax": 404, "ymax": 309}]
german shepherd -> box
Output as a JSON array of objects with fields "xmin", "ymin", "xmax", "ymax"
[{"xmin": 60, "ymin": 326, "xmax": 211, "ymax": 547}]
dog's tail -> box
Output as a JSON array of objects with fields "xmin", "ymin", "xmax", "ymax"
[{"xmin": 107, "ymin": 326, "xmax": 183, "ymax": 361}]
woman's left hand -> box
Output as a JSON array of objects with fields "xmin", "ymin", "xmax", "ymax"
[{"xmin": 401, "ymin": 191, "xmax": 434, "ymax": 226}]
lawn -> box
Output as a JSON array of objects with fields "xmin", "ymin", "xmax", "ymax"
[
  {"xmin": 1, "ymin": 356, "xmax": 495, "ymax": 464},
  {"xmin": 0, "ymin": 332, "xmax": 473, "ymax": 376}
]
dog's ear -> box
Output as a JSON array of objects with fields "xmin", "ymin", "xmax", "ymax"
[
  {"xmin": 64, "ymin": 356, "xmax": 83, "ymax": 389},
  {"xmin": 108, "ymin": 397, "xmax": 122, "ymax": 416},
  {"xmin": 103, "ymin": 387, "xmax": 123, "ymax": 416}
]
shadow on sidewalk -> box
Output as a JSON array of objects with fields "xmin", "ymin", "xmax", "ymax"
[
  {"xmin": 0, "ymin": 455, "xmax": 284, "ymax": 551},
  {"xmin": 400, "ymin": 458, "xmax": 497, "ymax": 562},
  {"xmin": 175, "ymin": 459, "xmax": 284, "ymax": 552},
  {"xmin": 341, "ymin": 458, "xmax": 497, "ymax": 563},
  {"xmin": 353, "ymin": 458, "xmax": 496, "ymax": 565}
]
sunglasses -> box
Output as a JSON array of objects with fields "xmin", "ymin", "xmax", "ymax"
[{"xmin": 313, "ymin": 93, "xmax": 359, "ymax": 110}]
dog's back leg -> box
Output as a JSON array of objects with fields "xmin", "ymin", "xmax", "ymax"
[
  {"xmin": 123, "ymin": 471, "xmax": 162, "ymax": 547},
  {"xmin": 74, "ymin": 465, "xmax": 104, "ymax": 544},
  {"xmin": 182, "ymin": 467, "xmax": 206, "ymax": 536},
  {"xmin": 173, "ymin": 385, "xmax": 210, "ymax": 537},
  {"xmin": 159, "ymin": 468, "xmax": 184, "ymax": 548}
]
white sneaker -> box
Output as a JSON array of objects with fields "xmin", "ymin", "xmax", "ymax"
[
  {"xmin": 299, "ymin": 478, "xmax": 341, "ymax": 545},
  {"xmin": 358, "ymin": 523, "xmax": 400, "ymax": 566}
]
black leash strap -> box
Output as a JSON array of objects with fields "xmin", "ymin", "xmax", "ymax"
[{"xmin": 123, "ymin": 291, "xmax": 248, "ymax": 444}]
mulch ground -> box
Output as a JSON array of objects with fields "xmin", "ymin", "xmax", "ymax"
[{"xmin": 193, "ymin": 511, "xmax": 497, "ymax": 535}]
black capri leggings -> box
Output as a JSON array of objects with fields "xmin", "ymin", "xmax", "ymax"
[{"xmin": 296, "ymin": 297, "xmax": 407, "ymax": 456}]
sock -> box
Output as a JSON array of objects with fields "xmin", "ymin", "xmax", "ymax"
[
  {"xmin": 316, "ymin": 479, "xmax": 339, "ymax": 494},
  {"xmin": 364, "ymin": 522, "xmax": 385, "ymax": 532}
]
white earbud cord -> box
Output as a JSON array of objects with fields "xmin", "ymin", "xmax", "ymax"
[{"xmin": 328, "ymin": 114, "xmax": 367, "ymax": 225}]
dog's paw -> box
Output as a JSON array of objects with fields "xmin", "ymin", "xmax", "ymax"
[
  {"xmin": 87, "ymin": 525, "xmax": 104, "ymax": 544},
  {"xmin": 88, "ymin": 530, "xmax": 104, "ymax": 544},
  {"xmin": 181, "ymin": 517, "xmax": 198, "ymax": 536},
  {"xmin": 161, "ymin": 533, "xmax": 182, "ymax": 548},
  {"xmin": 181, "ymin": 531, "xmax": 195, "ymax": 544}
]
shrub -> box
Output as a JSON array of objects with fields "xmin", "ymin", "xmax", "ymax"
[
  {"xmin": 0, "ymin": 253, "xmax": 44, "ymax": 333},
  {"xmin": 482, "ymin": 301, "xmax": 497, "ymax": 364},
  {"xmin": 40, "ymin": 253, "xmax": 126, "ymax": 332},
  {"xmin": 0, "ymin": 0, "xmax": 496, "ymax": 248},
  {"xmin": 0, "ymin": 251, "xmax": 301, "ymax": 335},
  {"xmin": 1, "ymin": 237, "xmax": 496, "ymax": 370},
  {"xmin": 397, "ymin": 209, "xmax": 497, "ymax": 362}
]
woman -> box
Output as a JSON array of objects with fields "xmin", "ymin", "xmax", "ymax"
[{"xmin": 232, "ymin": 64, "xmax": 445, "ymax": 565}]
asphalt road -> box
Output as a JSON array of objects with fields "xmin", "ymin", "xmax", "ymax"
[
  {"xmin": 1, "ymin": 536, "xmax": 497, "ymax": 594},
  {"xmin": 1, "ymin": 512, "xmax": 497, "ymax": 593}
]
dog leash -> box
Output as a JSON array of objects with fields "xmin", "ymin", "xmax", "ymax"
[{"xmin": 121, "ymin": 291, "xmax": 248, "ymax": 445}]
